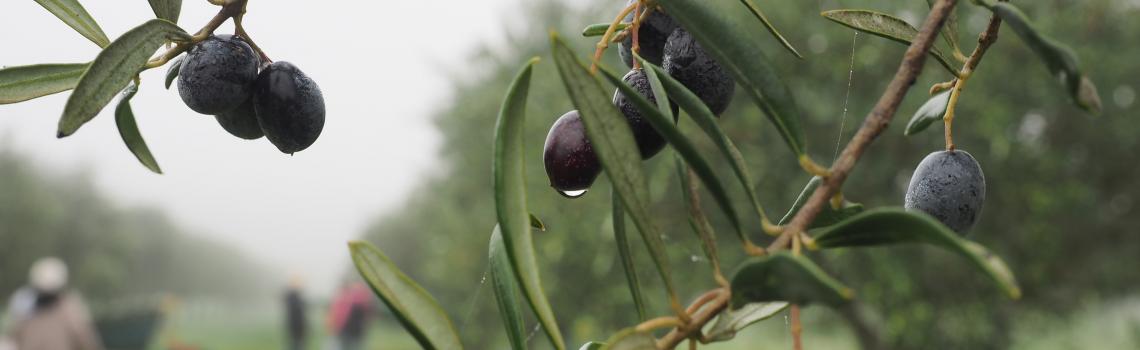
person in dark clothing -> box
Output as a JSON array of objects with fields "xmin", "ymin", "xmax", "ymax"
[{"xmin": 283, "ymin": 278, "xmax": 308, "ymax": 350}]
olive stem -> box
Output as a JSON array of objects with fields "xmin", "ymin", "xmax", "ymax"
[
  {"xmin": 591, "ymin": 2, "xmax": 637, "ymax": 74},
  {"xmin": 767, "ymin": 0, "xmax": 958, "ymax": 253},
  {"xmin": 630, "ymin": 0, "xmax": 642, "ymax": 70},
  {"xmin": 234, "ymin": 16, "xmax": 272, "ymax": 64},
  {"xmin": 943, "ymin": 4, "xmax": 1004, "ymax": 151},
  {"xmin": 656, "ymin": 288, "xmax": 729, "ymax": 349},
  {"xmin": 142, "ymin": 0, "xmax": 256, "ymax": 71},
  {"xmin": 635, "ymin": 316, "xmax": 685, "ymax": 333},
  {"xmin": 791, "ymin": 304, "xmax": 804, "ymax": 350}
]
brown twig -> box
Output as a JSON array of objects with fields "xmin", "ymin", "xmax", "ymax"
[
  {"xmin": 657, "ymin": 288, "xmax": 729, "ymax": 349},
  {"xmin": 767, "ymin": 0, "xmax": 960, "ymax": 253},
  {"xmin": 791, "ymin": 304, "xmax": 803, "ymax": 350}
]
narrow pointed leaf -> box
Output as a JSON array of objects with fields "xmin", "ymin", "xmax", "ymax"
[
  {"xmin": 904, "ymin": 91, "xmax": 952, "ymax": 136},
  {"xmin": 987, "ymin": 3, "xmax": 1101, "ymax": 114},
  {"xmin": 777, "ymin": 176, "xmax": 865, "ymax": 228},
  {"xmin": 147, "ymin": 0, "xmax": 181, "ymax": 23},
  {"xmin": 612, "ymin": 189, "xmax": 647, "ymax": 321},
  {"xmin": 550, "ymin": 34, "xmax": 677, "ymax": 306},
  {"xmin": 600, "ymin": 329, "xmax": 655, "ymax": 350},
  {"xmin": 599, "ymin": 63, "xmax": 747, "ymax": 248},
  {"xmin": 164, "ymin": 56, "xmax": 184, "ymax": 90},
  {"xmin": 578, "ymin": 342, "xmax": 605, "ymax": 350},
  {"xmin": 705, "ymin": 302, "xmax": 789, "ymax": 342},
  {"xmin": 59, "ymin": 19, "xmax": 190, "ymax": 137},
  {"xmin": 114, "ymin": 83, "xmax": 161, "ymax": 174},
  {"xmin": 348, "ymin": 241, "xmax": 462, "ymax": 349},
  {"xmin": 821, "ymin": 9, "xmax": 958, "ymax": 75},
  {"xmin": 34, "ymin": 0, "xmax": 110, "ymax": 47},
  {"xmin": 674, "ymin": 154, "xmax": 719, "ymax": 267},
  {"xmin": 644, "ymin": 59, "xmax": 771, "ymax": 231},
  {"xmin": 492, "ymin": 57, "xmax": 565, "ymax": 350},
  {"xmin": 811, "ymin": 208, "xmax": 1022, "ymax": 299},
  {"xmin": 654, "ymin": 0, "xmax": 808, "ymax": 156},
  {"xmin": 927, "ymin": 0, "xmax": 963, "ymax": 58},
  {"xmin": 0, "ymin": 63, "xmax": 88, "ymax": 104},
  {"xmin": 529, "ymin": 213, "xmax": 547, "ymax": 232},
  {"xmin": 489, "ymin": 228, "xmax": 528, "ymax": 350},
  {"xmin": 730, "ymin": 252, "xmax": 854, "ymax": 308},
  {"xmin": 582, "ymin": 23, "xmax": 628, "ymax": 37},
  {"xmin": 738, "ymin": 0, "xmax": 803, "ymax": 58}
]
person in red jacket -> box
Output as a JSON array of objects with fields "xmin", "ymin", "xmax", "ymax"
[{"xmin": 327, "ymin": 281, "xmax": 374, "ymax": 350}]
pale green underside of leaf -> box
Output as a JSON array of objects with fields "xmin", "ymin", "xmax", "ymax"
[
  {"xmin": 905, "ymin": 90, "xmax": 952, "ymax": 136},
  {"xmin": 492, "ymin": 57, "xmax": 565, "ymax": 350},
  {"xmin": 164, "ymin": 55, "xmax": 184, "ymax": 90},
  {"xmin": 147, "ymin": 0, "xmax": 182, "ymax": 23},
  {"xmin": 811, "ymin": 208, "xmax": 1022, "ymax": 299},
  {"xmin": 114, "ymin": 83, "xmax": 161, "ymax": 174},
  {"xmin": 705, "ymin": 302, "xmax": 789, "ymax": 343},
  {"xmin": 730, "ymin": 252, "xmax": 854, "ymax": 308},
  {"xmin": 821, "ymin": 9, "xmax": 958, "ymax": 75},
  {"xmin": 348, "ymin": 241, "xmax": 463, "ymax": 349},
  {"xmin": 59, "ymin": 19, "xmax": 190, "ymax": 138},
  {"xmin": 489, "ymin": 228, "xmax": 528, "ymax": 350},
  {"xmin": 987, "ymin": 3, "xmax": 1101, "ymax": 114},
  {"xmin": 552, "ymin": 34, "xmax": 678, "ymax": 309},
  {"xmin": 0, "ymin": 63, "xmax": 88, "ymax": 104},
  {"xmin": 655, "ymin": 0, "xmax": 807, "ymax": 156},
  {"xmin": 777, "ymin": 176, "xmax": 864, "ymax": 228},
  {"xmin": 35, "ymin": 0, "xmax": 110, "ymax": 47}
]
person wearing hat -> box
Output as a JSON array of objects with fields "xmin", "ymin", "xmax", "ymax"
[{"xmin": 4, "ymin": 257, "xmax": 103, "ymax": 350}]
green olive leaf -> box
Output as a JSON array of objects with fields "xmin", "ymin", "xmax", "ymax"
[
  {"xmin": 34, "ymin": 0, "xmax": 110, "ymax": 48},
  {"xmin": 642, "ymin": 58, "xmax": 773, "ymax": 235},
  {"xmin": 777, "ymin": 176, "xmax": 864, "ymax": 228},
  {"xmin": 114, "ymin": 82, "xmax": 161, "ymax": 174},
  {"xmin": 581, "ymin": 23, "xmax": 629, "ymax": 37},
  {"xmin": 147, "ymin": 0, "xmax": 181, "ymax": 23},
  {"xmin": 489, "ymin": 228, "xmax": 528, "ymax": 350},
  {"xmin": 597, "ymin": 64, "xmax": 746, "ymax": 256},
  {"xmin": 674, "ymin": 154, "xmax": 720, "ymax": 270},
  {"xmin": 599, "ymin": 328, "xmax": 655, "ymax": 350},
  {"xmin": 904, "ymin": 90, "xmax": 952, "ymax": 136},
  {"xmin": 59, "ymin": 19, "xmax": 190, "ymax": 138},
  {"xmin": 164, "ymin": 55, "xmax": 184, "ymax": 90},
  {"xmin": 811, "ymin": 208, "xmax": 1022, "ymax": 299},
  {"xmin": 578, "ymin": 342, "xmax": 605, "ymax": 350},
  {"xmin": 348, "ymin": 241, "xmax": 463, "ymax": 349},
  {"xmin": 730, "ymin": 252, "xmax": 854, "ymax": 308},
  {"xmin": 654, "ymin": 0, "xmax": 808, "ymax": 156},
  {"xmin": 705, "ymin": 302, "xmax": 789, "ymax": 343},
  {"xmin": 927, "ymin": 0, "xmax": 963, "ymax": 59},
  {"xmin": 492, "ymin": 57, "xmax": 565, "ymax": 350},
  {"xmin": 0, "ymin": 63, "xmax": 89, "ymax": 104},
  {"xmin": 612, "ymin": 189, "xmax": 648, "ymax": 321},
  {"xmin": 550, "ymin": 33, "xmax": 678, "ymax": 309},
  {"xmin": 821, "ymin": 9, "xmax": 958, "ymax": 75},
  {"xmin": 987, "ymin": 3, "xmax": 1102, "ymax": 114},
  {"xmin": 738, "ymin": 0, "xmax": 803, "ymax": 59}
]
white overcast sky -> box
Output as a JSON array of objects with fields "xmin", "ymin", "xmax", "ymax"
[{"xmin": 0, "ymin": 0, "xmax": 537, "ymax": 296}]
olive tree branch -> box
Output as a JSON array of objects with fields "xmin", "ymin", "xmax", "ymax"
[
  {"xmin": 142, "ymin": 0, "xmax": 257, "ymax": 70},
  {"xmin": 943, "ymin": 2, "xmax": 1004, "ymax": 150},
  {"xmin": 766, "ymin": 0, "xmax": 960, "ymax": 253}
]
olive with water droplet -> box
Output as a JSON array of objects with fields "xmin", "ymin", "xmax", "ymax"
[{"xmin": 543, "ymin": 110, "xmax": 601, "ymax": 197}]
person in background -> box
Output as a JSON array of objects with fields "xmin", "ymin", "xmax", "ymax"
[
  {"xmin": 4, "ymin": 257, "xmax": 104, "ymax": 350},
  {"xmin": 284, "ymin": 276, "xmax": 308, "ymax": 350},
  {"xmin": 327, "ymin": 281, "xmax": 374, "ymax": 350}
]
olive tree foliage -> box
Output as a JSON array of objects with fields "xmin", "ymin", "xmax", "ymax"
[{"xmin": 347, "ymin": 0, "xmax": 1124, "ymax": 349}]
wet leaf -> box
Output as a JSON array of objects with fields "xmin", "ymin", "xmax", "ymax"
[
  {"xmin": 654, "ymin": 0, "xmax": 808, "ymax": 156},
  {"xmin": 489, "ymin": 228, "xmax": 528, "ymax": 350},
  {"xmin": 987, "ymin": 3, "xmax": 1102, "ymax": 114},
  {"xmin": 34, "ymin": 0, "xmax": 110, "ymax": 47},
  {"xmin": 492, "ymin": 57, "xmax": 565, "ymax": 350},
  {"xmin": 821, "ymin": 9, "xmax": 958, "ymax": 75},
  {"xmin": 730, "ymin": 252, "xmax": 854, "ymax": 308},
  {"xmin": 705, "ymin": 302, "xmax": 789, "ymax": 342},
  {"xmin": 59, "ymin": 19, "xmax": 190, "ymax": 137},
  {"xmin": 348, "ymin": 241, "xmax": 463, "ymax": 349},
  {"xmin": 551, "ymin": 34, "xmax": 677, "ymax": 309},
  {"xmin": 777, "ymin": 176, "xmax": 865, "ymax": 228},
  {"xmin": 114, "ymin": 82, "xmax": 161, "ymax": 174},
  {"xmin": 812, "ymin": 208, "xmax": 1022, "ymax": 299},
  {"xmin": 904, "ymin": 90, "xmax": 952, "ymax": 136},
  {"xmin": 0, "ymin": 63, "xmax": 88, "ymax": 104}
]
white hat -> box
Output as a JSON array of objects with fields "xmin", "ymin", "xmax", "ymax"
[{"xmin": 29, "ymin": 257, "xmax": 68, "ymax": 293}]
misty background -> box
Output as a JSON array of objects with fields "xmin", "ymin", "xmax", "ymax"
[{"xmin": 3, "ymin": 0, "xmax": 1140, "ymax": 349}]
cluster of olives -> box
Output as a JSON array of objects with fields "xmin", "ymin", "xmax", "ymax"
[
  {"xmin": 904, "ymin": 150, "xmax": 986, "ymax": 235},
  {"xmin": 543, "ymin": 2, "xmax": 735, "ymax": 197},
  {"xmin": 175, "ymin": 34, "xmax": 325, "ymax": 154}
]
